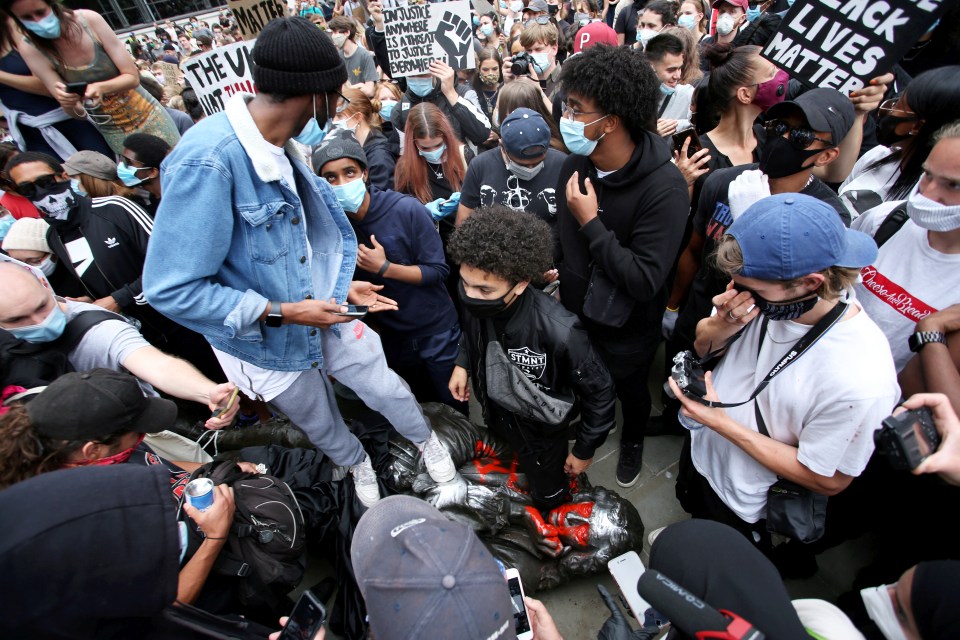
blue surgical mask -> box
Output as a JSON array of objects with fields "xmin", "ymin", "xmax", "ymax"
[
  {"xmin": 481, "ymin": 24, "xmax": 495, "ymax": 37},
  {"xmin": 23, "ymin": 13, "xmax": 61, "ymax": 39},
  {"xmin": 746, "ymin": 6, "xmax": 761, "ymax": 22},
  {"xmin": 419, "ymin": 144, "xmax": 446, "ymax": 164},
  {"xmin": 786, "ymin": 0, "xmax": 794, "ymax": 5},
  {"xmin": 332, "ymin": 177, "xmax": 367, "ymax": 213},
  {"xmin": 294, "ymin": 97, "xmax": 332, "ymax": 145},
  {"xmin": 333, "ymin": 113, "xmax": 359, "ymax": 134},
  {"xmin": 559, "ymin": 115, "xmax": 606, "ymax": 156},
  {"xmin": 530, "ymin": 51, "xmax": 551, "ymax": 71},
  {"xmin": 637, "ymin": 28, "xmax": 658, "ymax": 45},
  {"xmin": 677, "ymin": 14, "xmax": 697, "ymax": 30},
  {"xmin": 660, "ymin": 83, "xmax": 676, "ymax": 96},
  {"xmin": 116, "ymin": 162, "xmax": 145, "ymax": 187},
  {"xmin": 379, "ymin": 99, "xmax": 398, "ymax": 120},
  {"xmin": 5, "ymin": 301, "xmax": 67, "ymax": 343},
  {"xmin": 473, "ymin": 15, "xmax": 480, "ymax": 26},
  {"xmin": 69, "ymin": 177, "xmax": 86, "ymax": 195},
  {"xmin": 407, "ymin": 77, "xmax": 435, "ymax": 97}
]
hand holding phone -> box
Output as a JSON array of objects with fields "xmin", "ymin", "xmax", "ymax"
[
  {"xmin": 608, "ymin": 551, "xmax": 652, "ymax": 625},
  {"xmin": 65, "ymin": 81, "xmax": 88, "ymax": 97},
  {"xmin": 277, "ymin": 591, "xmax": 326, "ymax": 640},
  {"xmin": 335, "ymin": 305, "xmax": 368, "ymax": 318},
  {"xmin": 504, "ymin": 568, "xmax": 534, "ymax": 640},
  {"xmin": 672, "ymin": 127, "xmax": 702, "ymax": 159}
]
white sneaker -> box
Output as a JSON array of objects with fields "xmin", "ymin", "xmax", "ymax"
[
  {"xmin": 419, "ymin": 431, "xmax": 457, "ymax": 483},
  {"xmin": 350, "ymin": 454, "xmax": 381, "ymax": 508},
  {"xmin": 647, "ymin": 526, "xmax": 666, "ymax": 548}
]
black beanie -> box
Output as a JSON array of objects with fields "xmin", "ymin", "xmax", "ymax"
[
  {"xmin": 312, "ymin": 128, "xmax": 368, "ymax": 173},
  {"xmin": 252, "ymin": 17, "xmax": 347, "ymax": 96}
]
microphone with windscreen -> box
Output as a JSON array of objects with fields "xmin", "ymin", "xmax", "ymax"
[{"xmin": 637, "ymin": 569, "xmax": 765, "ymax": 640}]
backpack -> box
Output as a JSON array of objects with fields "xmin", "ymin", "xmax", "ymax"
[
  {"xmin": 872, "ymin": 203, "xmax": 909, "ymax": 249},
  {"xmin": 183, "ymin": 460, "xmax": 307, "ymax": 608},
  {"xmin": 0, "ymin": 309, "xmax": 121, "ymax": 391}
]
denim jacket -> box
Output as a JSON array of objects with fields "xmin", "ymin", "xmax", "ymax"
[{"xmin": 143, "ymin": 94, "xmax": 357, "ymax": 371}]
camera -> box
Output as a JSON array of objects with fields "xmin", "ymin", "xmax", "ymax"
[
  {"xmin": 875, "ymin": 407, "xmax": 941, "ymax": 471},
  {"xmin": 663, "ymin": 351, "xmax": 707, "ymax": 400},
  {"xmin": 511, "ymin": 51, "xmax": 533, "ymax": 77}
]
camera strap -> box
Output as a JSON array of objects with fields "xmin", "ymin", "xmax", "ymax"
[{"xmin": 687, "ymin": 301, "xmax": 848, "ymax": 408}]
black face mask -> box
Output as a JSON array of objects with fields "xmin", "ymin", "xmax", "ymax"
[
  {"xmin": 876, "ymin": 114, "xmax": 916, "ymax": 147},
  {"xmin": 29, "ymin": 181, "xmax": 80, "ymax": 227},
  {"xmin": 458, "ymin": 279, "xmax": 517, "ymax": 319},
  {"xmin": 739, "ymin": 286, "xmax": 819, "ymax": 321},
  {"xmin": 758, "ymin": 136, "xmax": 825, "ymax": 179}
]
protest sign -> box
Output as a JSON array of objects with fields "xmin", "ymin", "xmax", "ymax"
[
  {"xmin": 227, "ymin": 0, "xmax": 287, "ymax": 39},
  {"xmin": 761, "ymin": 0, "xmax": 948, "ymax": 93},
  {"xmin": 383, "ymin": 0, "xmax": 475, "ymax": 77},
  {"xmin": 180, "ymin": 40, "xmax": 257, "ymax": 116},
  {"xmin": 156, "ymin": 61, "xmax": 181, "ymax": 87}
]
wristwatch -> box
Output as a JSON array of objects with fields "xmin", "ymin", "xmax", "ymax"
[
  {"xmin": 265, "ymin": 301, "xmax": 283, "ymax": 328},
  {"xmin": 908, "ymin": 331, "xmax": 946, "ymax": 353}
]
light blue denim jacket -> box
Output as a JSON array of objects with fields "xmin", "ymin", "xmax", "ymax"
[{"xmin": 143, "ymin": 94, "xmax": 357, "ymax": 371}]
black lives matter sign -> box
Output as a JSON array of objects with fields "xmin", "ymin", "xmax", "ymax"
[{"xmin": 762, "ymin": 0, "xmax": 948, "ymax": 93}]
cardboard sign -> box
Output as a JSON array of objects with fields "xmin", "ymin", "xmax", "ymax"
[
  {"xmin": 180, "ymin": 41, "xmax": 257, "ymax": 116},
  {"xmin": 156, "ymin": 61, "xmax": 181, "ymax": 87},
  {"xmin": 227, "ymin": 0, "xmax": 288, "ymax": 39},
  {"xmin": 383, "ymin": 0, "xmax": 475, "ymax": 77},
  {"xmin": 761, "ymin": 0, "xmax": 948, "ymax": 93}
]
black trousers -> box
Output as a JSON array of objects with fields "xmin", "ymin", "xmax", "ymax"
[
  {"xmin": 488, "ymin": 414, "xmax": 570, "ymax": 513},
  {"xmin": 591, "ymin": 323, "xmax": 660, "ymax": 446}
]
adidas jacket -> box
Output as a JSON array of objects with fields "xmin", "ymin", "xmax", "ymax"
[{"xmin": 45, "ymin": 196, "xmax": 177, "ymax": 339}]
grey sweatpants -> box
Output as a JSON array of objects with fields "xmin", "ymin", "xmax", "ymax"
[{"xmin": 272, "ymin": 320, "xmax": 432, "ymax": 466}]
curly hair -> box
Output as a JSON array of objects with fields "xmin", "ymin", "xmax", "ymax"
[
  {"xmin": 0, "ymin": 404, "xmax": 72, "ymax": 490},
  {"xmin": 559, "ymin": 44, "xmax": 660, "ymax": 140},
  {"xmin": 448, "ymin": 205, "xmax": 554, "ymax": 283}
]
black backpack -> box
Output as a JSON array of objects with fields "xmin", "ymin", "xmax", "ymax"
[
  {"xmin": 0, "ymin": 309, "xmax": 121, "ymax": 391},
  {"xmin": 183, "ymin": 461, "xmax": 307, "ymax": 608}
]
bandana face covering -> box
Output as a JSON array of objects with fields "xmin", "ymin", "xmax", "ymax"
[
  {"xmin": 906, "ymin": 182, "xmax": 960, "ymax": 232},
  {"xmin": 861, "ymin": 584, "xmax": 908, "ymax": 640},
  {"xmin": 739, "ymin": 286, "xmax": 819, "ymax": 321},
  {"xmin": 64, "ymin": 433, "xmax": 145, "ymax": 467},
  {"xmin": 30, "ymin": 180, "xmax": 79, "ymax": 224}
]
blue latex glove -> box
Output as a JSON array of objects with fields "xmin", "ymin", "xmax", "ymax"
[
  {"xmin": 425, "ymin": 197, "xmax": 446, "ymax": 221},
  {"xmin": 439, "ymin": 192, "xmax": 461, "ymax": 217}
]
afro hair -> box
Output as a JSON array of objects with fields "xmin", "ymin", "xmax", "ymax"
[
  {"xmin": 448, "ymin": 206, "xmax": 554, "ymax": 284},
  {"xmin": 560, "ymin": 44, "xmax": 660, "ymax": 141}
]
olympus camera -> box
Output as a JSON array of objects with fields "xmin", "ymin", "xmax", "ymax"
[{"xmin": 663, "ymin": 351, "xmax": 708, "ymax": 400}]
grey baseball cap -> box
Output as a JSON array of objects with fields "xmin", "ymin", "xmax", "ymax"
[{"xmin": 351, "ymin": 495, "xmax": 517, "ymax": 640}]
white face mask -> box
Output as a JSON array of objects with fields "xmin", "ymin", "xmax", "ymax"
[
  {"xmin": 716, "ymin": 12, "xmax": 737, "ymax": 36},
  {"xmin": 860, "ymin": 585, "xmax": 907, "ymax": 640},
  {"xmin": 906, "ymin": 182, "xmax": 960, "ymax": 232}
]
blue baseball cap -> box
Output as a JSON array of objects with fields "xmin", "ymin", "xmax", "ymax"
[
  {"xmin": 500, "ymin": 108, "xmax": 551, "ymax": 160},
  {"xmin": 727, "ymin": 193, "xmax": 877, "ymax": 280}
]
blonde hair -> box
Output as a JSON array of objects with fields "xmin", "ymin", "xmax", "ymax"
[{"xmin": 712, "ymin": 235, "xmax": 860, "ymax": 300}]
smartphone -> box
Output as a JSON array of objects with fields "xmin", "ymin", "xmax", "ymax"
[
  {"xmin": 278, "ymin": 590, "xmax": 326, "ymax": 640},
  {"xmin": 335, "ymin": 305, "xmax": 369, "ymax": 318},
  {"xmin": 65, "ymin": 82, "xmax": 88, "ymax": 96},
  {"xmin": 504, "ymin": 568, "xmax": 533, "ymax": 640},
  {"xmin": 672, "ymin": 127, "xmax": 702, "ymax": 158},
  {"xmin": 608, "ymin": 551, "xmax": 653, "ymax": 625}
]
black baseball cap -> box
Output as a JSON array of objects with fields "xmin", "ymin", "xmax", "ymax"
[
  {"xmin": 766, "ymin": 88, "xmax": 855, "ymax": 146},
  {"xmin": 27, "ymin": 369, "xmax": 177, "ymax": 440}
]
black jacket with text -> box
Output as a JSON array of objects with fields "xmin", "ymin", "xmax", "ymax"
[{"xmin": 456, "ymin": 288, "xmax": 616, "ymax": 460}]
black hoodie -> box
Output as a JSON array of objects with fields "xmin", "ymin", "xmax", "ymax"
[{"xmin": 555, "ymin": 131, "xmax": 689, "ymax": 338}]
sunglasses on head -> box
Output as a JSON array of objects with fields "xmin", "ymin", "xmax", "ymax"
[
  {"xmin": 763, "ymin": 119, "xmax": 834, "ymax": 150},
  {"xmin": 16, "ymin": 174, "xmax": 62, "ymax": 199}
]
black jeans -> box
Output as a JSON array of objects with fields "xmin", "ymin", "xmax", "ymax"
[
  {"xmin": 488, "ymin": 415, "xmax": 570, "ymax": 513},
  {"xmin": 591, "ymin": 324, "xmax": 660, "ymax": 446}
]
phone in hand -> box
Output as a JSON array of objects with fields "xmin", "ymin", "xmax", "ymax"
[
  {"xmin": 335, "ymin": 305, "xmax": 369, "ymax": 318},
  {"xmin": 672, "ymin": 127, "xmax": 703, "ymax": 158},
  {"xmin": 65, "ymin": 82, "xmax": 88, "ymax": 96},
  {"xmin": 608, "ymin": 551, "xmax": 653, "ymax": 625},
  {"xmin": 504, "ymin": 568, "xmax": 533, "ymax": 640},
  {"xmin": 278, "ymin": 590, "xmax": 326, "ymax": 640}
]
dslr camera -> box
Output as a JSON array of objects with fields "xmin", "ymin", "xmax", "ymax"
[
  {"xmin": 875, "ymin": 407, "xmax": 941, "ymax": 471},
  {"xmin": 663, "ymin": 351, "xmax": 707, "ymax": 400},
  {"xmin": 511, "ymin": 51, "xmax": 534, "ymax": 77}
]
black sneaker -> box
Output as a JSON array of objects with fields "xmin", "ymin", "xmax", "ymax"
[{"xmin": 616, "ymin": 442, "xmax": 644, "ymax": 487}]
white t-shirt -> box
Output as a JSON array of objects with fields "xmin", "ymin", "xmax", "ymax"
[
  {"xmin": 691, "ymin": 303, "xmax": 900, "ymax": 523},
  {"xmin": 852, "ymin": 202, "xmax": 960, "ymax": 371},
  {"xmin": 839, "ymin": 145, "xmax": 900, "ymax": 220}
]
